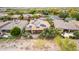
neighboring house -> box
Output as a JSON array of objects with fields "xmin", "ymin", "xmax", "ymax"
[
  {"xmin": 0, "ymin": 8, "xmax": 7, "ymax": 12},
  {"xmin": 11, "ymin": 15, "xmax": 20, "ymax": 19},
  {"xmin": 23, "ymin": 14, "xmax": 33, "ymax": 20},
  {"xmin": 0, "ymin": 21, "xmax": 11, "ymax": 37},
  {"xmin": 0, "ymin": 21, "xmax": 11, "ymax": 29},
  {"xmin": 0, "ymin": 13, "xmax": 8, "ymax": 17},
  {"xmin": 65, "ymin": 18, "xmax": 76, "ymax": 21},
  {"xmin": 34, "ymin": 14, "xmax": 45, "ymax": 17},
  {"xmin": 0, "ymin": 20, "xmax": 28, "ymax": 32},
  {"xmin": 49, "ymin": 15, "xmax": 62, "ymax": 20},
  {"xmin": 53, "ymin": 20, "xmax": 79, "ymax": 31},
  {"xmin": 38, "ymin": 17, "xmax": 47, "ymax": 20}
]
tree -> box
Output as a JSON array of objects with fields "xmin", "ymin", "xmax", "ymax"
[
  {"xmin": 19, "ymin": 14, "xmax": 24, "ymax": 20},
  {"xmin": 28, "ymin": 9, "xmax": 36, "ymax": 14},
  {"xmin": 59, "ymin": 11, "xmax": 68, "ymax": 20},
  {"xmin": 73, "ymin": 31, "xmax": 79, "ymax": 39},
  {"xmin": 46, "ymin": 17, "xmax": 53, "ymax": 26},
  {"xmin": 69, "ymin": 10, "xmax": 79, "ymax": 20},
  {"xmin": 52, "ymin": 8, "xmax": 60, "ymax": 15},
  {"xmin": 0, "ymin": 16, "xmax": 11, "ymax": 21},
  {"xmin": 10, "ymin": 27, "xmax": 21, "ymax": 37},
  {"xmin": 8, "ymin": 12, "xmax": 15, "ymax": 15},
  {"xmin": 32, "ymin": 14, "xmax": 40, "ymax": 19},
  {"xmin": 42, "ymin": 10, "xmax": 49, "ymax": 15}
]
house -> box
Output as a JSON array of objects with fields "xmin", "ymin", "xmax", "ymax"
[
  {"xmin": 0, "ymin": 20, "xmax": 28, "ymax": 32},
  {"xmin": 26, "ymin": 19, "xmax": 50, "ymax": 33},
  {"xmin": 65, "ymin": 18, "xmax": 76, "ymax": 21},
  {"xmin": 0, "ymin": 21, "xmax": 11, "ymax": 37},
  {"xmin": 49, "ymin": 15, "xmax": 62, "ymax": 20},
  {"xmin": 53, "ymin": 20, "xmax": 79, "ymax": 32},
  {"xmin": 34, "ymin": 14, "xmax": 44, "ymax": 17},
  {"xmin": 53, "ymin": 20, "xmax": 79, "ymax": 38},
  {"xmin": 23, "ymin": 14, "xmax": 33, "ymax": 20},
  {"xmin": 0, "ymin": 13, "xmax": 8, "ymax": 17},
  {"xmin": 0, "ymin": 8, "xmax": 7, "ymax": 12},
  {"xmin": 38, "ymin": 17, "xmax": 47, "ymax": 20},
  {"xmin": 11, "ymin": 15, "xmax": 20, "ymax": 19},
  {"xmin": 0, "ymin": 21, "xmax": 11, "ymax": 29}
]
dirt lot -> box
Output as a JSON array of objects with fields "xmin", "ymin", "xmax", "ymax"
[{"xmin": 0, "ymin": 38, "xmax": 60, "ymax": 51}]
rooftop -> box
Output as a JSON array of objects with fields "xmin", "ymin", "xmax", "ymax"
[
  {"xmin": 1, "ymin": 20, "xmax": 28, "ymax": 31},
  {"xmin": 53, "ymin": 20, "xmax": 79, "ymax": 30},
  {"xmin": 11, "ymin": 15, "xmax": 20, "ymax": 18},
  {"xmin": 0, "ymin": 21, "xmax": 11, "ymax": 29},
  {"xmin": 26, "ymin": 19, "xmax": 50, "ymax": 30},
  {"xmin": 50, "ymin": 15, "xmax": 61, "ymax": 20},
  {"xmin": 0, "ymin": 13, "xmax": 8, "ymax": 17}
]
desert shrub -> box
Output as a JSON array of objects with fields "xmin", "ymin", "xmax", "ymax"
[
  {"xmin": 42, "ymin": 10, "xmax": 49, "ymax": 15},
  {"xmin": 59, "ymin": 11, "xmax": 68, "ymax": 19},
  {"xmin": 10, "ymin": 27, "xmax": 21, "ymax": 37},
  {"xmin": 73, "ymin": 31, "xmax": 79, "ymax": 39},
  {"xmin": 22, "ymin": 31, "xmax": 32, "ymax": 39},
  {"xmin": 22, "ymin": 28, "xmax": 32, "ymax": 39},
  {"xmin": 69, "ymin": 11, "xmax": 79, "ymax": 21},
  {"xmin": 19, "ymin": 14, "xmax": 24, "ymax": 20},
  {"xmin": 28, "ymin": 9, "xmax": 36, "ymax": 14},
  {"xmin": 46, "ymin": 17, "xmax": 53, "ymax": 26},
  {"xmin": 32, "ymin": 14, "xmax": 40, "ymax": 19},
  {"xmin": 54, "ymin": 36, "xmax": 77, "ymax": 51},
  {"xmin": 0, "ymin": 16, "xmax": 11, "ymax": 21},
  {"xmin": 39, "ymin": 28, "xmax": 60, "ymax": 39}
]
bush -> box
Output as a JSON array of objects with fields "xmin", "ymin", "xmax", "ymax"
[
  {"xmin": 46, "ymin": 18, "xmax": 53, "ymax": 26},
  {"xmin": 55, "ymin": 36, "xmax": 77, "ymax": 51},
  {"xmin": 28, "ymin": 9, "xmax": 36, "ymax": 14},
  {"xmin": 73, "ymin": 31, "xmax": 79, "ymax": 39},
  {"xmin": 59, "ymin": 11, "xmax": 68, "ymax": 19},
  {"xmin": 10, "ymin": 27, "xmax": 21, "ymax": 37},
  {"xmin": 22, "ymin": 28, "xmax": 32, "ymax": 39},
  {"xmin": 0, "ymin": 16, "xmax": 11, "ymax": 21},
  {"xmin": 39, "ymin": 28, "xmax": 60, "ymax": 39},
  {"xmin": 22, "ymin": 31, "xmax": 33, "ymax": 39},
  {"xmin": 19, "ymin": 14, "xmax": 24, "ymax": 20},
  {"xmin": 32, "ymin": 14, "xmax": 40, "ymax": 19}
]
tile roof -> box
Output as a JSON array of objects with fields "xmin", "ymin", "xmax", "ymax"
[
  {"xmin": 53, "ymin": 20, "xmax": 79, "ymax": 30},
  {"xmin": 1, "ymin": 20, "xmax": 28, "ymax": 30},
  {"xmin": 26, "ymin": 19, "xmax": 50, "ymax": 30}
]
